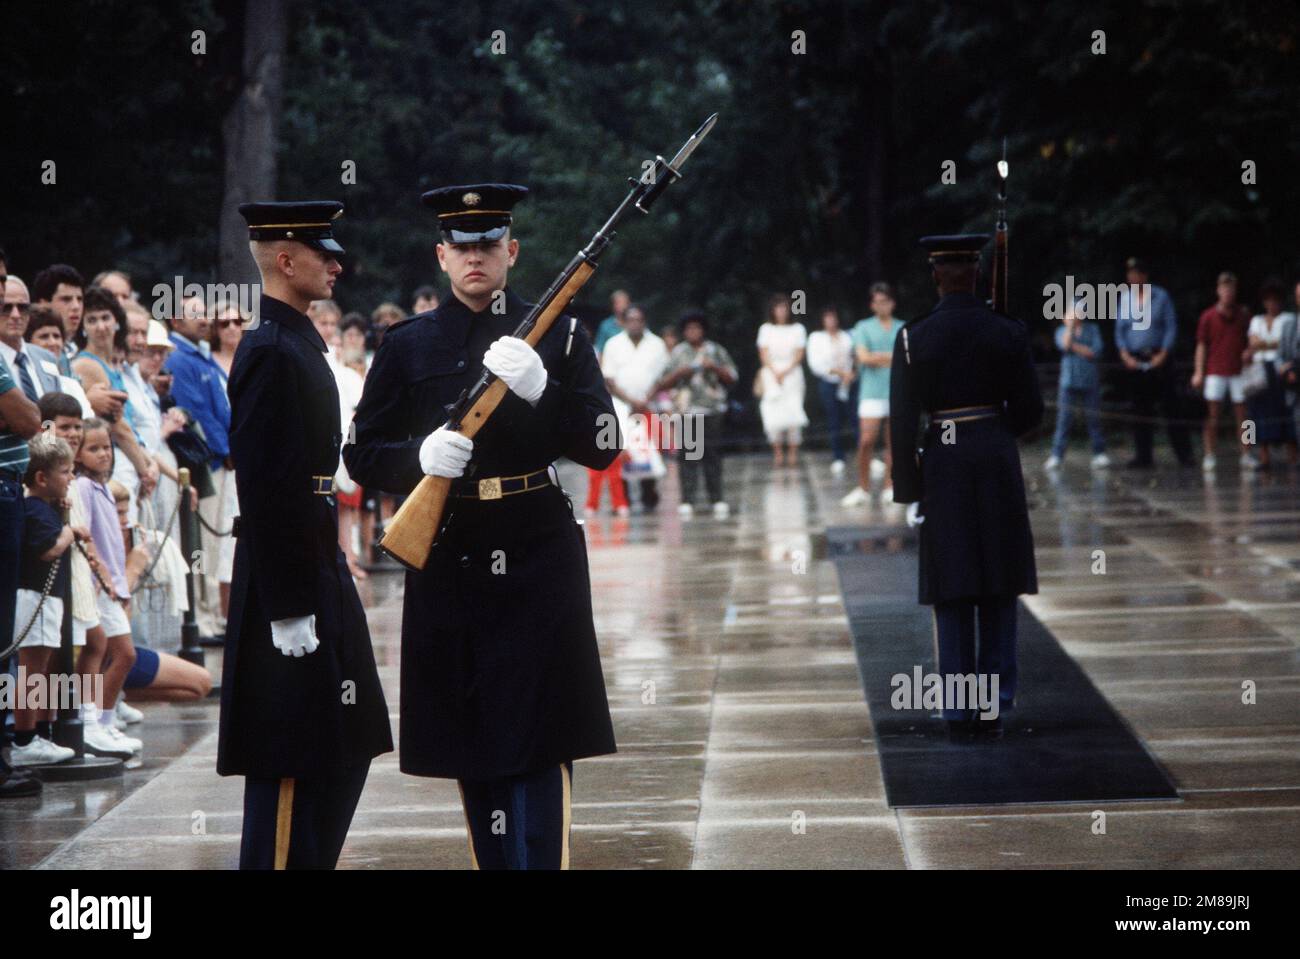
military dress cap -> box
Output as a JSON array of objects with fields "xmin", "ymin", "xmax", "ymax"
[
  {"xmin": 238, "ymin": 200, "xmax": 346, "ymax": 254},
  {"xmin": 420, "ymin": 183, "xmax": 529, "ymax": 244},
  {"xmin": 919, "ymin": 234, "xmax": 990, "ymax": 263}
]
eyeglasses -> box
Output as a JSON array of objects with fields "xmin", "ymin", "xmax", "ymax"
[
  {"xmin": 3, "ymin": 302, "xmax": 31, "ymax": 316},
  {"xmin": 217, "ymin": 318, "xmax": 241, "ymax": 329}
]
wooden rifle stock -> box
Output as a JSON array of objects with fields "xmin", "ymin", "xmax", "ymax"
[
  {"xmin": 378, "ymin": 113, "xmax": 717, "ymax": 571},
  {"xmin": 379, "ymin": 262, "xmax": 595, "ymax": 570}
]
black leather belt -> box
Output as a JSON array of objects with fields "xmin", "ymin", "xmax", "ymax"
[
  {"xmin": 452, "ymin": 468, "xmax": 552, "ymax": 500},
  {"xmin": 931, "ymin": 404, "xmax": 1001, "ymax": 422}
]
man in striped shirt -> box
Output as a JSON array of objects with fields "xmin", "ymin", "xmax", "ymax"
[{"xmin": 1, "ymin": 318, "xmax": 45, "ymax": 797}]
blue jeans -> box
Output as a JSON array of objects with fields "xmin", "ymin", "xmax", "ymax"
[
  {"xmin": 816, "ymin": 379, "xmax": 858, "ymax": 462},
  {"xmin": 1051, "ymin": 386, "xmax": 1105, "ymax": 457}
]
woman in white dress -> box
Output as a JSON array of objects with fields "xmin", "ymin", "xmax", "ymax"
[
  {"xmin": 1245, "ymin": 278, "xmax": 1298, "ymax": 467},
  {"xmin": 757, "ymin": 293, "xmax": 810, "ymax": 466}
]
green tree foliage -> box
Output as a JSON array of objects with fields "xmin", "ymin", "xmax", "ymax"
[{"xmin": 4, "ymin": 0, "xmax": 1299, "ymax": 368}]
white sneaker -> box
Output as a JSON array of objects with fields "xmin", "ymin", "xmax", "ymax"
[
  {"xmin": 840, "ymin": 487, "xmax": 869, "ymax": 507},
  {"xmin": 712, "ymin": 501, "xmax": 730, "ymax": 519},
  {"xmin": 105, "ymin": 724, "xmax": 142, "ymax": 754},
  {"xmin": 677, "ymin": 503, "xmax": 694, "ymax": 519},
  {"xmin": 10, "ymin": 735, "xmax": 75, "ymax": 766},
  {"xmin": 829, "ymin": 459, "xmax": 845, "ymax": 477},
  {"xmin": 1044, "ymin": 455, "xmax": 1062, "ymax": 470},
  {"xmin": 114, "ymin": 697, "xmax": 143, "ymax": 729},
  {"xmin": 869, "ymin": 458, "xmax": 887, "ymax": 482},
  {"xmin": 84, "ymin": 722, "xmax": 135, "ymax": 759},
  {"xmin": 1241, "ymin": 453, "xmax": 1260, "ymax": 470},
  {"xmin": 1202, "ymin": 454, "xmax": 1217, "ymax": 473},
  {"xmin": 1090, "ymin": 453, "xmax": 1111, "ymax": 470}
]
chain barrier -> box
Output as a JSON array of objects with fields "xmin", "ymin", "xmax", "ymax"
[{"xmin": 0, "ymin": 553, "xmax": 64, "ymax": 660}]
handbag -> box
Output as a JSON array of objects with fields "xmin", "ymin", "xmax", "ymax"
[
  {"xmin": 1241, "ymin": 361, "xmax": 1268, "ymax": 400},
  {"xmin": 622, "ymin": 415, "xmax": 667, "ymax": 479}
]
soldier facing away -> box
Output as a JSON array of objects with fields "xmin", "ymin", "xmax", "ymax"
[{"xmin": 888, "ymin": 234, "xmax": 1044, "ymax": 742}]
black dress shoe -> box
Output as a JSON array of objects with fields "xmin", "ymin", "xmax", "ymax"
[
  {"xmin": 1124, "ymin": 458, "xmax": 1155, "ymax": 470},
  {"xmin": 0, "ymin": 769, "xmax": 43, "ymax": 798},
  {"xmin": 973, "ymin": 716, "xmax": 1004, "ymax": 740},
  {"xmin": 946, "ymin": 720, "xmax": 978, "ymax": 744}
]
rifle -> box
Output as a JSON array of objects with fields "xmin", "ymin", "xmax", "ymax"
[
  {"xmin": 990, "ymin": 137, "xmax": 1009, "ymax": 314},
  {"xmin": 379, "ymin": 114, "xmax": 719, "ymax": 571}
]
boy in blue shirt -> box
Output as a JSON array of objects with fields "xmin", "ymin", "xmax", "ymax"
[
  {"xmin": 10, "ymin": 432, "xmax": 83, "ymax": 766},
  {"xmin": 1045, "ymin": 302, "xmax": 1109, "ymax": 470}
]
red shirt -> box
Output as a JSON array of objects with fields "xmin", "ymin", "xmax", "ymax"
[{"xmin": 1197, "ymin": 304, "xmax": 1250, "ymax": 376}]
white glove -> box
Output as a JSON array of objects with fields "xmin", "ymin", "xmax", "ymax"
[
  {"xmin": 483, "ymin": 336, "xmax": 547, "ymax": 406},
  {"xmin": 906, "ymin": 502, "xmax": 925, "ymax": 528},
  {"xmin": 271, "ymin": 615, "xmax": 319, "ymax": 657},
  {"xmin": 420, "ymin": 427, "xmax": 473, "ymax": 477}
]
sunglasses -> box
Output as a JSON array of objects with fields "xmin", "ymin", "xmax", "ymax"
[
  {"xmin": 3, "ymin": 301, "xmax": 31, "ymax": 316},
  {"xmin": 217, "ymin": 318, "xmax": 242, "ymax": 329}
]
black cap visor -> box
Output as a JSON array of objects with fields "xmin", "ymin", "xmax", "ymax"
[
  {"xmin": 440, "ymin": 224, "xmax": 510, "ymax": 245},
  {"xmin": 305, "ymin": 237, "xmax": 346, "ymax": 255}
]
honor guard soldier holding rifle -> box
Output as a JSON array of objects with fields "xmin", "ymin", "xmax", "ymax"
[
  {"xmin": 889, "ymin": 234, "xmax": 1044, "ymax": 743},
  {"xmin": 218, "ymin": 201, "xmax": 393, "ymax": 869},
  {"xmin": 344, "ymin": 184, "xmax": 620, "ymax": 870}
]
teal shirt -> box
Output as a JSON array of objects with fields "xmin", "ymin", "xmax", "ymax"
[
  {"xmin": 0, "ymin": 360, "xmax": 31, "ymax": 476},
  {"xmin": 850, "ymin": 317, "xmax": 902, "ymax": 402},
  {"xmin": 594, "ymin": 315, "xmax": 622, "ymax": 355}
]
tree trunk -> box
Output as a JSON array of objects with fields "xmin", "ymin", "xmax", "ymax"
[
  {"xmin": 218, "ymin": 0, "xmax": 286, "ymax": 287},
  {"xmin": 862, "ymin": 37, "xmax": 890, "ymax": 287}
]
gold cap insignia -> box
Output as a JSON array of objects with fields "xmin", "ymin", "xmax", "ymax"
[{"xmin": 462, "ymin": 192, "xmax": 481, "ymax": 207}]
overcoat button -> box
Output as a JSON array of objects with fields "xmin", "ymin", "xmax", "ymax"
[
  {"xmin": 459, "ymin": 554, "xmax": 470, "ymax": 567},
  {"xmin": 457, "ymin": 360, "xmax": 465, "ymax": 368}
]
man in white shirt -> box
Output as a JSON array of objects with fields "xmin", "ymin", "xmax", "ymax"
[
  {"xmin": 1, "ymin": 277, "xmax": 62, "ymax": 400},
  {"xmin": 601, "ymin": 304, "xmax": 669, "ymax": 511}
]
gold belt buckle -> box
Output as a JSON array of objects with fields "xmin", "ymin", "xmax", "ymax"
[{"xmin": 478, "ymin": 477, "xmax": 503, "ymax": 500}]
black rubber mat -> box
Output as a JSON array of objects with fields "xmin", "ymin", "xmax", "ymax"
[{"xmin": 827, "ymin": 525, "xmax": 1179, "ymax": 808}]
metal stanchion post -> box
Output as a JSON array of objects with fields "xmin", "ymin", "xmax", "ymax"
[
  {"xmin": 363, "ymin": 490, "xmax": 400, "ymax": 573},
  {"xmin": 177, "ymin": 468, "xmax": 205, "ymax": 667}
]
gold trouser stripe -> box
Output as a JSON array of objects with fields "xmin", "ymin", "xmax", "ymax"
[
  {"xmin": 559, "ymin": 764, "xmax": 572, "ymax": 871},
  {"xmin": 456, "ymin": 782, "xmax": 480, "ymax": 870},
  {"xmin": 274, "ymin": 778, "xmax": 295, "ymax": 870}
]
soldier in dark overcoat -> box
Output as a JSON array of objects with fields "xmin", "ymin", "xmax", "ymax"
[
  {"xmin": 344, "ymin": 184, "xmax": 619, "ymax": 869},
  {"xmin": 219, "ymin": 201, "xmax": 393, "ymax": 869},
  {"xmin": 889, "ymin": 234, "xmax": 1044, "ymax": 741}
]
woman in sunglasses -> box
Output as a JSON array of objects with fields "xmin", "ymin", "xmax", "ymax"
[{"xmin": 209, "ymin": 300, "xmax": 245, "ymax": 386}]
